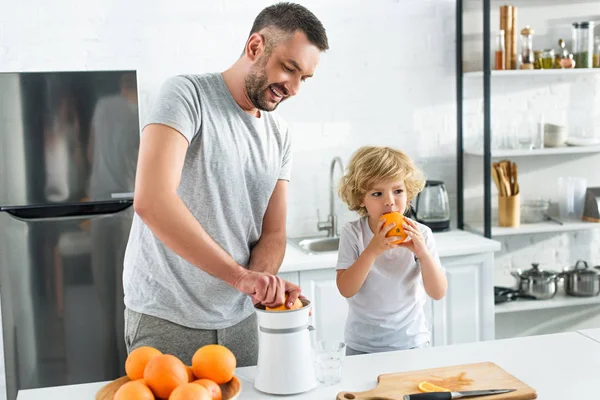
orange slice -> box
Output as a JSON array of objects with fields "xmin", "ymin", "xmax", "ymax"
[{"xmin": 418, "ymin": 381, "xmax": 451, "ymax": 393}]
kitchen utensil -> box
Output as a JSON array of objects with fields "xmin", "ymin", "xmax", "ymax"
[
  {"xmin": 336, "ymin": 362, "xmax": 537, "ymax": 400},
  {"xmin": 492, "ymin": 162, "xmax": 510, "ymax": 196},
  {"xmin": 414, "ymin": 180, "xmax": 450, "ymax": 232},
  {"xmin": 498, "ymin": 164, "xmax": 512, "ymax": 196},
  {"xmin": 254, "ymin": 299, "xmax": 317, "ymax": 394},
  {"xmin": 544, "ymin": 214, "xmax": 563, "ymax": 225},
  {"xmin": 494, "ymin": 287, "xmax": 537, "ymax": 305},
  {"xmin": 492, "ymin": 166, "xmax": 504, "ymax": 196},
  {"xmin": 403, "ymin": 389, "xmax": 516, "ymax": 400},
  {"xmin": 510, "ymin": 263, "xmax": 560, "ymax": 300},
  {"xmin": 561, "ymin": 260, "xmax": 600, "ymax": 297},
  {"xmin": 511, "ymin": 162, "xmax": 519, "ymax": 194},
  {"xmin": 95, "ymin": 375, "xmax": 242, "ymax": 400}
]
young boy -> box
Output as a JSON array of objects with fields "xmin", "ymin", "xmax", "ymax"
[{"xmin": 336, "ymin": 146, "xmax": 447, "ymax": 355}]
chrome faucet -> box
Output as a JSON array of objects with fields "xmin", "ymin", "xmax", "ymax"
[{"xmin": 317, "ymin": 156, "xmax": 344, "ymax": 237}]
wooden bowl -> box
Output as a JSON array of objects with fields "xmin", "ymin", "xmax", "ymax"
[{"xmin": 95, "ymin": 375, "xmax": 242, "ymax": 399}]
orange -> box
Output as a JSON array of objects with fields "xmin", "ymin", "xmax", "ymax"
[
  {"xmin": 193, "ymin": 379, "xmax": 222, "ymax": 400},
  {"xmin": 125, "ymin": 346, "xmax": 163, "ymax": 381},
  {"xmin": 192, "ymin": 345, "xmax": 236, "ymax": 384},
  {"xmin": 169, "ymin": 383, "xmax": 211, "ymax": 400},
  {"xmin": 114, "ymin": 380, "xmax": 155, "ymax": 400},
  {"xmin": 186, "ymin": 365, "xmax": 195, "ymax": 382},
  {"xmin": 418, "ymin": 381, "xmax": 451, "ymax": 393},
  {"xmin": 265, "ymin": 294, "xmax": 303, "ymax": 311},
  {"xmin": 380, "ymin": 212, "xmax": 407, "ymax": 244},
  {"xmin": 144, "ymin": 354, "xmax": 189, "ymax": 399}
]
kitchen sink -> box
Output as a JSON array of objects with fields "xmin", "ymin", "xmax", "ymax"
[{"xmin": 288, "ymin": 236, "xmax": 340, "ymax": 254}]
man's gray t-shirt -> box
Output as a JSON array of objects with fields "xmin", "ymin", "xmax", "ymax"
[{"xmin": 123, "ymin": 73, "xmax": 292, "ymax": 329}]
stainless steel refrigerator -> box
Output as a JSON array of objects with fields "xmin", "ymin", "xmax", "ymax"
[{"xmin": 0, "ymin": 70, "xmax": 140, "ymax": 399}]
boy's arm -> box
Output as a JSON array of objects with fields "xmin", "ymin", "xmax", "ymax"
[
  {"xmin": 417, "ymin": 252, "xmax": 447, "ymax": 300},
  {"xmin": 336, "ymin": 248, "xmax": 378, "ymax": 298},
  {"xmin": 336, "ymin": 220, "xmax": 402, "ymax": 298}
]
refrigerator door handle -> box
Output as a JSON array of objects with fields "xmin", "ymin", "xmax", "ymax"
[{"xmin": 0, "ymin": 200, "xmax": 133, "ymax": 221}]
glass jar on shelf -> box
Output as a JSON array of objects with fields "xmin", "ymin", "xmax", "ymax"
[
  {"xmin": 572, "ymin": 21, "xmax": 595, "ymax": 68},
  {"xmin": 594, "ymin": 36, "xmax": 600, "ymax": 68},
  {"xmin": 555, "ymin": 38, "xmax": 569, "ymax": 68},
  {"xmin": 495, "ymin": 30, "xmax": 506, "ymax": 70},
  {"xmin": 520, "ymin": 26, "xmax": 534, "ymax": 69},
  {"xmin": 540, "ymin": 49, "xmax": 555, "ymax": 69}
]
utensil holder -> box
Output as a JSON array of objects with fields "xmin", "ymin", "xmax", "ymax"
[{"xmin": 499, "ymin": 193, "xmax": 520, "ymax": 227}]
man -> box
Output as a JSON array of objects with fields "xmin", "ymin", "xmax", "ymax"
[{"xmin": 122, "ymin": 2, "xmax": 329, "ymax": 367}]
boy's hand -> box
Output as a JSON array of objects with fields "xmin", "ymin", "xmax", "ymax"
[
  {"xmin": 398, "ymin": 217, "xmax": 429, "ymax": 258},
  {"xmin": 366, "ymin": 218, "xmax": 403, "ymax": 256}
]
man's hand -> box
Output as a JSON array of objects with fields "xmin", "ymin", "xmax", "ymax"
[{"xmin": 234, "ymin": 270, "xmax": 302, "ymax": 309}]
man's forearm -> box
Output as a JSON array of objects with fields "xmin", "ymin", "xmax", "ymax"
[
  {"xmin": 135, "ymin": 192, "xmax": 247, "ymax": 286},
  {"xmin": 248, "ymin": 232, "xmax": 287, "ymax": 274}
]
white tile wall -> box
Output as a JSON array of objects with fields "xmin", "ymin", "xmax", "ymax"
[{"xmin": 0, "ymin": 0, "xmax": 459, "ymax": 238}]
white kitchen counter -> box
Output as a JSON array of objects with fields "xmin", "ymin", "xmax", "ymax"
[
  {"xmin": 17, "ymin": 331, "xmax": 600, "ymax": 399},
  {"xmin": 280, "ymin": 229, "xmax": 501, "ymax": 273}
]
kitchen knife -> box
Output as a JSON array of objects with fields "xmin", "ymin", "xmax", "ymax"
[{"xmin": 403, "ymin": 389, "xmax": 516, "ymax": 400}]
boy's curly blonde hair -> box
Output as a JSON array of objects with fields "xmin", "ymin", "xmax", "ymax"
[{"xmin": 338, "ymin": 146, "xmax": 426, "ymax": 217}]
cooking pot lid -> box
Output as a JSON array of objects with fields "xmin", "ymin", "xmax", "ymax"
[
  {"xmin": 520, "ymin": 263, "xmax": 558, "ymax": 278},
  {"xmin": 564, "ymin": 260, "xmax": 599, "ymax": 276}
]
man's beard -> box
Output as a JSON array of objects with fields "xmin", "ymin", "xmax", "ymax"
[{"xmin": 244, "ymin": 60, "xmax": 286, "ymax": 112}]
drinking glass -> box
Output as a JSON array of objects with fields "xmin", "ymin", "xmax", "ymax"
[{"xmin": 312, "ymin": 341, "xmax": 345, "ymax": 386}]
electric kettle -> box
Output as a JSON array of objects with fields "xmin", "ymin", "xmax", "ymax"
[
  {"xmin": 254, "ymin": 299, "xmax": 317, "ymax": 395},
  {"xmin": 414, "ymin": 180, "xmax": 450, "ymax": 232}
]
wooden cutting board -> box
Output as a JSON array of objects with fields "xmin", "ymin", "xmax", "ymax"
[{"xmin": 337, "ymin": 362, "xmax": 536, "ymax": 400}]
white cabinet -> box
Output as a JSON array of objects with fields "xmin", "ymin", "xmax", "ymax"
[
  {"xmin": 298, "ymin": 269, "xmax": 348, "ymax": 343},
  {"xmin": 277, "ymin": 271, "xmax": 300, "ymax": 286},
  {"xmin": 290, "ymin": 252, "xmax": 496, "ymax": 348},
  {"xmin": 430, "ymin": 253, "xmax": 495, "ymax": 346}
]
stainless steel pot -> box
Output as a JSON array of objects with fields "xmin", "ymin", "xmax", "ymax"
[
  {"xmin": 561, "ymin": 260, "xmax": 600, "ymax": 297},
  {"xmin": 511, "ymin": 263, "xmax": 560, "ymax": 300}
]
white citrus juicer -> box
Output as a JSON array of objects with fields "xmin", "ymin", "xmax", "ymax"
[{"xmin": 254, "ymin": 299, "xmax": 317, "ymax": 394}]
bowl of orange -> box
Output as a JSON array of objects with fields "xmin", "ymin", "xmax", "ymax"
[{"xmin": 96, "ymin": 344, "xmax": 241, "ymax": 400}]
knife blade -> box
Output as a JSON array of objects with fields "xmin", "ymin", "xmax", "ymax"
[{"xmin": 403, "ymin": 388, "xmax": 516, "ymax": 400}]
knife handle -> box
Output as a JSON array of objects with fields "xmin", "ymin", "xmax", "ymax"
[{"xmin": 403, "ymin": 393, "xmax": 452, "ymax": 400}]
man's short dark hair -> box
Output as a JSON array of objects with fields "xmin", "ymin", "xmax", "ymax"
[{"xmin": 249, "ymin": 2, "xmax": 329, "ymax": 52}]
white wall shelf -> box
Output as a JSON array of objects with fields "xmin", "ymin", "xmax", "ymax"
[
  {"xmin": 467, "ymin": 220, "xmax": 600, "ymax": 237},
  {"xmin": 495, "ymin": 292, "xmax": 600, "ymax": 314},
  {"xmin": 465, "ymin": 69, "xmax": 600, "ymax": 78},
  {"xmin": 465, "ymin": 146, "xmax": 600, "ymax": 158}
]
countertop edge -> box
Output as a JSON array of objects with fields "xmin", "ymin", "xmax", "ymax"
[{"xmin": 279, "ymin": 230, "xmax": 501, "ymax": 273}]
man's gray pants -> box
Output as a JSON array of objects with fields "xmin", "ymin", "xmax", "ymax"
[{"xmin": 124, "ymin": 308, "xmax": 258, "ymax": 367}]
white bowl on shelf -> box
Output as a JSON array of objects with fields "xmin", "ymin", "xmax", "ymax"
[{"xmin": 543, "ymin": 124, "xmax": 567, "ymax": 147}]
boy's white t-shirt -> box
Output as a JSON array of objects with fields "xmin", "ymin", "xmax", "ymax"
[{"xmin": 336, "ymin": 216, "xmax": 443, "ymax": 353}]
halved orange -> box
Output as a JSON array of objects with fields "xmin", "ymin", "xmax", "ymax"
[{"xmin": 418, "ymin": 381, "xmax": 451, "ymax": 393}]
